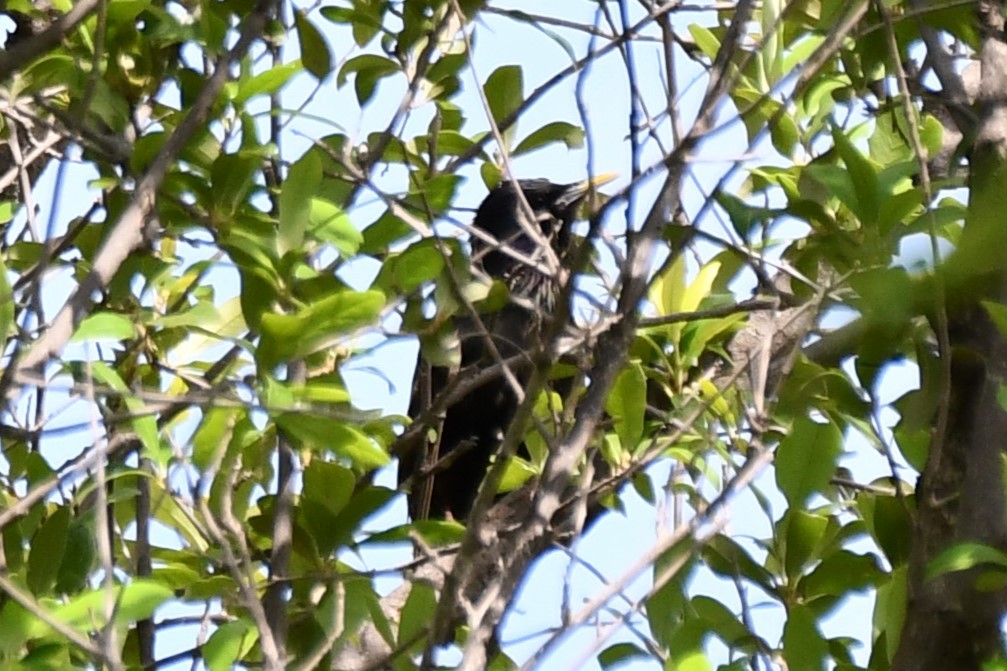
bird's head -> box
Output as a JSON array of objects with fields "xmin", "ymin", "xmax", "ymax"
[{"xmin": 471, "ymin": 173, "xmax": 616, "ymax": 280}]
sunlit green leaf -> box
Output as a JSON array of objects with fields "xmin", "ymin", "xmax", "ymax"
[
  {"xmin": 926, "ymin": 542, "xmax": 1007, "ymax": 581},
  {"xmin": 53, "ymin": 579, "xmax": 173, "ymax": 630},
  {"xmin": 70, "ymin": 312, "xmax": 137, "ymax": 342},
  {"xmin": 605, "ymin": 361, "xmax": 646, "ymax": 449},
  {"xmin": 308, "ymin": 198, "xmax": 362, "ymax": 257},
  {"xmin": 498, "ymin": 456, "xmax": 537, "ymax": 492},
  {"xmin": 204, "ymin": 619, "xmax": 258, "ymax": 671},
  {"xmin": 257, "ymin": 289, "xmax": 384, "ymax": 368}
]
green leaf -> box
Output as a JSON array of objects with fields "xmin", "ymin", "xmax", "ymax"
[
  {"xmin": 649, "ymin": 253, "xmax": 686, "ymax": 318},
  {"xmin": 192, "ymin": 407, "xmax": 240, "ymax": 470},
  {"xmin": 692, "ymin": 596, "xmax": 751, "ymax": 646},
  {"xmin": 234, "ymin": 60, "xmax": 301, "ymax": 105},
  {"xmin": 770, "ymin": 109, "xmax": 800, "ymax": 156},
  {"xmin": 308, "ymin": 198, "xmax": 362, "ymax": 257},
  {"xmin": 412, "ymin": 173, "xmax": 463, "ymax": 213},
  {"xmin": 683, "ymin": 260, "xmax": 719, "ymax": 314},
  {"xmin": 605, "ymin": 361, "xmax": 646, "ymax": 449},
  {"xmin": 70, "ymin": 312, "xmax": 137, "ymax": 342},
  {"xmin": 168, "ymin": 296, "xmax": 248, "ymax": 362},
  {"xmin": 153, "ymin": 301, "xmax": 221, "ymax": 330},
  {"xmin": 374, "ymin": 239, "xmax": 446, "ymax": 294},
  {"xmin": 858, "ymin": 491, "xmax": 914, "ymax": 567},
  {"xmin": 801, "ymin": 550, "xmax": 883, "ymax": 598},
  {"xmin": 302, "ymin": 460, "xmax": 355, "ymax": 517},
  {"xmin": 647, "ymin": 541, "xmax": 696, "ymax": 648},
  {"xmin": 364, "ymin": 519, "xmax": 466, "ymax": 547},
  {"xmin": 926, "ymin": 542, "xmax": 1007, "ymax": 581},
  {"xmin": 211, "ymin": 152, "xmax": 260, "ymax": 217},
  {"xmin": 760, "ymin": 0, "xmax": 784, "ymax": 83},
  {"xmin": 55, "ymin": 520, "xmax": 96, "ymax": 595},
  {"xmin": 702, "ymin": 535, "xmax": 775, "ymax": 592},
  {"xmin": 28, "ymin": 506, "xmax": 71, "ymax": 595},
  {"xmin": 331, "ymin": 578, "xmax": 382, "ymax": 653},
  {"xmin": 782, "ymin": 509, "xmax": 829, "ymax": 578},
  {"xmin": 293, "ymin": 379, "xmax": 352, "ymax": 404},
  {"xmin": 832, "ymin": 126, "xmax": 880, "ymax": 224},
  {"xmin": 361, "ymin": 208, "xmax": 416, "ymax": 254},
  {"xmin": 0, "ymin": 600, "xmax": 36, "ymax": 653},
  {"xmin": 484, "ymin": 65, "xmax": 523, "ymax": 147},
  {"xmin": 294, "ymin": 10, "xmax": 333, "ymax": 80},
  {"xmin": 399, "ymin": 582, "xmax": 436, "ymax": 650},
  {"xmin": 498, "ymin": 456, "xmax": 537, "ymax": 492},
  {"xmin": 0, "ymin": 201, "xmax": 14, "ymax": 223},
  {"xmin": 688, "ymin": 24, "xmax": 721, "ymax": 60},
  {"xmin": 775, "ymin": 415, "xmax": 842, "ymax": 507},
  {"xmin": 275, "ymin": 414, "xmax": 389, "ymax": 469},
  {"xmin": 598, "ymin": 642, "xmax": 648, "ymax": 669},
  {"xmin": 782, "ymin": 604, "xmax": 827, "ymax": 671},
  {"xmin": 716, "ymin": 192, "xmax": 770, "ymax": 240},
  {"xmin": 279, "ymin": 151, "xmax": 323, "ymax": 256},
  {"xmin": 874, "ymin": 565, "xmax": 908, "ymax": 661},
  {"xmin": 425, "ymin": 129, "xmax": 484, "ymax": 158},
  {"xmin": 0, "ymin": 257, "xmax": 13, "ymax": 356},
  {"xmin": 513, "ymin": 121, "xmax": 585, "ymax": 155},
  {"xmin": 983, "ymin": 300, "xmax": 1007, "ymax": 339},
  {"xmin": 337, "ymin": 54, "xmax": 400, "ymax": 106},
  {"xmin": 53, "ymin": 579, "xmax": 173, "ymax": 629},
  {"xmin": 804, "ymin": 163, "xmax": 858, "ymax": 213},
  {"xmin": 919, "ymin": 113, "xmax": 945, "ymax": 158},
  {"xmin": 320, "ymin": 3, "xmax": 384, "ymax": 47},
  {"xmin": 204, "ymin": 619, "xmax": 258, "ymax": 671},
  {"xmin": 257, "ymin": 289, "xmax": 384, "ymax": 369}
]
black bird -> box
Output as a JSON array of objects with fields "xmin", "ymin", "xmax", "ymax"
[{"xmin": 402, "ymin": 175, "xmax": 614, "ymax": 523}]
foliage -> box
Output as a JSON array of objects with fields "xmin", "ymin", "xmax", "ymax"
[{"xmin": 0, "ymin": 0, "xmax": 1001, "ymax": 670}]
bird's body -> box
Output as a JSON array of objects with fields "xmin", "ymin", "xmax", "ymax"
[{"xmin": 402, "ymin": 177, "xmax": 611, "ymax": 522}]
